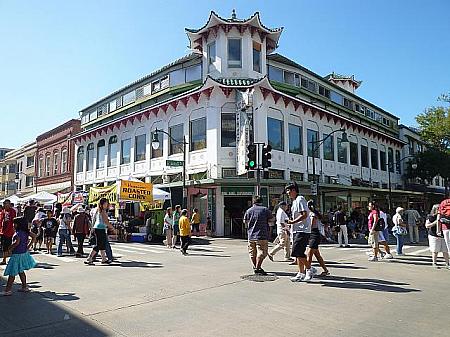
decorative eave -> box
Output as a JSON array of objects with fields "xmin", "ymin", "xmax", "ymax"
[
  {"xmin": 185, "ymin": 11, "xmax": 283, "ymax": 53},
  {"xmin": 325, "ymin": 73, "xmax": 362, "ymax": 90},
  {"xmin": 257, "ymin": 78, "xmax": 406, "ymax": 148}
]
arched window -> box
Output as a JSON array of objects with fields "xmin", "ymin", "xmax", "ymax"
[
  {"xmin": 61, "ymin": 149, "xmax": 68, "ymax": 173},
  {"xmin": 86, "ymin": 143, "xmax": 94, "ymax": 171},
  {"xmin": 97, "ymin": 140, "xmax": 106, "ymax": 169},
  {"xmin": 53, "ymin": 151, "xmax": 59, "ymax": 175},
  {"xmin": 108, "ymin": 136, "xmax": 118, "ymax": 167},
  {"xmin": 38, "ymin": 156, "xmax": 44, "ymax": 177},
  {"xmin": 76, "ymin": 147, "xmax": 84, "ymax": 173}
]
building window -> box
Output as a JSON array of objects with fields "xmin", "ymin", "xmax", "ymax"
[
  {"xmin": 60, "ymin": 150, "xmax": 67, "ymax": 173},
  {"xmin": 121, "ymin": 138, "xmax": 131, "ymax": 164},
  {"xmin": 307, "ymin": 129, "xmax": 319, "ymax": 158},
  {"xmin": 169, "ymin": 124, "xmax": 184, "ymax": 155},
  {"xmin": 267, "ymin": 117, "xmax": 283, "ymax": 151},
  {"xmin": 227, "ymin": 38, "xmax": 242, "ymax": 68},
  {"xmin": 87, "ymin": 143, "xmax": 94, "ymax": 171},
  {"xmin": 39, "ymin": 157, "xmax": 44, "ymax": 177},
  {"xmin": 26, "ymin": 156, "xmax": 34, "ymax": 168},
  {"xmin": 190, "ymin": 118, "xmax": 207, "ymax": 151},
  {"xmin": 319, "ymin": 85, "xmax": 330, "ymax": 98},
  {"xmin": 301, "ymin": 77, "xmax": 317, "ymax": 92},
  {"xmin": 288, "ymin": 124, "xmax": 302, "ymax": 155},
  {"xmin": 76, "ymin": 147, "xmax": 84, "ymax": 173},
  {"xmin": 53, "ymin": 152, "xmax": 59, "ymax": 175},
  {"xmin": 26, "ymin": 176, "xmax": 33, "ymax": 187},
  {"xmin": 45, "ymin": 155, "xmax": 51, "ymax": 176},
  {"xmin": 337, "ymin": 137, "xmax": 348, "ymax": 163},
  {"xmin": 108, "ymin": 136, "xmax": 118, "ymax": 167},
  {"xmin": 207, "ymin": 41, "xmax": 216, "ymax": 72},
  {"xmin": 135, "ymin": 134, "xmax": 146, "ymax": 162},
  {"xmin": 350, "ymin": 142, "xmax": 359, "ymax": 166},
  {"xmin": 185, "ymin": 64, "xmax": 202, "ymax": 82},
  {"xmin": 97, "ymin": 140, "xmax": 106, "ymax": 169},
  {"xmin": 379, "ymin": 150, "xmax": 387, "ymax": 171},
  {"xmin": 395, "ymin": 150, "xmax": 401, "ymax": 174},
  {"xmin": 330, "ymin": 91, "xmax": 343, "ymax": 105},
  {"xmin": 151, "ymin": 131, "xmax": 163, "ymax": 158},
  {"xmin": 361, "ymin": 145, "xmax": 369, "ymax": 168},
  {"xmin": 268, "ymin": 65, "xmax": 283, "ymax": 82},
  {"xmin": 388, "ymin": 148, "xmax": 394, "ymax": 173},
  {"xmin": 343, "ymin": 98, "xmax": 353, "ymax": 110},
  {"xmin": 323, "ymin": 133, "xmax": 334, "ymax": 161},
  {"xmin": 252, "ymin": 41, "xmax": 261, "ymax": 72},
  {"xmin": 123, "ymin": 91, "xmax": 135, "ymax": 106},
  {"xmin": 221, "ymin": 113, "xmax": 236, "ymax": 147},
  {"xmin": 371, "ymin": 148, "xmax": 379, "ymax": 170},
  {"xmin": 284, "ymin": 71, "xmax": 295, "ymax": 85}
]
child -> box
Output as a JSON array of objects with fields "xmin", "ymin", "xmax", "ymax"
[
  {"xmin": 2, "ymin": 217, "xmax": 37, "ymax": 296},
  {"xmin": 42, "ymin": 210, "xmax": 58, "ymax": 254}
]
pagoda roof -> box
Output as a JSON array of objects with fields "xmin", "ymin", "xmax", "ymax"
[
  {"xmin": 325, "ymin": 72, "xmax": 362, "ymax": 89},
  {"xmin": 186, "ymin": 11, "xmax": 283, "ymax": 53}
]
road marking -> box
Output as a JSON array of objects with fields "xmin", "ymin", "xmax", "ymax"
[
  {"xmin": 37, "ymin": 253, "xmax": 76, "ymax": 262},
  {"xmin": 410, "ymin": 248, "xmax": 430, "ymax": 255},
  {"xmin": 112, "ymin": 247, "xmax": 145, "ymax": 255},
  {"xmin": 321, "ymin": 246, "xmax": 337, "ymax": 250},
  {"xmin": 113, "ymin": 244, "xmax": 165, "ymax": 254}
]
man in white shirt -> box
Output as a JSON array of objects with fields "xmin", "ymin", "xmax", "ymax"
[
  {"xmin": 268, "ymin": 202, "xmax": 292, "ymax": 262},
  {"xmin": 377, "ymin": 209, "xmax": 393, "ymax": 259},
  {"xmin": 285, "ymin": 182, "xmax": 313, "ymax": 282}
]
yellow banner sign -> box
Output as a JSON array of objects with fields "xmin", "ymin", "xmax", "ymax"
[
  {"xmin": 119, "ymin": 180, "xmax": 153, "ymax": 203},
  {"xmin": 88, "ymin": 185, "xmax": 118, "ymax": 205}
]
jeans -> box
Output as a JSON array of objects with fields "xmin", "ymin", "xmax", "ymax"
[
  {"xmin": 105, "ymin": 235, "xmax": 113, "ymax": 260},
  {"xmin": 57, "ymin": 229, "xmax": 75, "ymax": 256},
  {"xmin": 394, "ymin": 233, "xmax": 404, "ymax": 254},
  {"xmin": 338, "ymin": 225, "xmax": 349, "ymax": 246},
  {"xmin": 75, "ymin": 233, "xmax": 86, "ymax": 256},
  {"xmin": 408, "ymin": 225, "xmax": 420, "ymax": 243},
  {"xmin": 180, "ymin": 235, "xmax": 191, "ymax": 252}
]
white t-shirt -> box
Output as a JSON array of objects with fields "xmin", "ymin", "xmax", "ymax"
[
  {"xmin": 380, "ymin": 211, "xmax": 389, "ymax": 230},
  {"xmin": 164, "ymin": 214, "xmax": 173, "ymax": 229},
  {"xmin": 291, "ymin": 195, "xmax": 311, "ymax": 233},
  {"xmin": 276, "ymin": 208, "xmax": 289, "ymax": 235}
]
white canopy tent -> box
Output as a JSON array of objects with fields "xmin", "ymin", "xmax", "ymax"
[
  {"xmin": 0, "ymin": 194, "xmax": 21, "ymax": 205},
  {"xmin": 18, "ymin": 191, "xmax": 57, "ymax": 204}
]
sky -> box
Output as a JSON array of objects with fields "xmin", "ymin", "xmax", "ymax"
[{"xmin": 0, "ymin": 0, "xmax": 449, "ymax": 149}]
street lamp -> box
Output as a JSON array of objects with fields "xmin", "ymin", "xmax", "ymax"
[
  {"xmin": 152, "ymin": 128, "xmax": 188, "ymax": 209},
  {"xmin": 309, "ymin": 128, "xmax": 348, "ymax": 208},
  {"xmin": 387, "ymin": 156, "xmax": 417, "ymax": 214}
]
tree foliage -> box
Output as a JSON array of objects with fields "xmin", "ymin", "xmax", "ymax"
[
  {"xmin": 406, "ymin": 148, "xmax": 443, "ymax": 183},
  {"xmin": 415, "ymin": 105, "xmax": 450, "ymax": 152}
]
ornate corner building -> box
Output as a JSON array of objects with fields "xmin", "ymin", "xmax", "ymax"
[{"xmin": 72, "ymin": 11, "xmax": 434, "ymax": 237}]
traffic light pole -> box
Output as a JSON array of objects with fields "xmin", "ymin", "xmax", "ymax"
[{"xmin": 247, "ymin": 142, "xmax": 271, "ymax": 198}]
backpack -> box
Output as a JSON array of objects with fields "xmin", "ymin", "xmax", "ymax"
[
  {"xmin": 439, "ymin": 199, "xmax": 450, "ymax": 225},
  {"xmin": 373, "ymin": 212, "xmax": 385, "ymax": 231}
]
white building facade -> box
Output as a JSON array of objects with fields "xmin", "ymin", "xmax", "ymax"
[{"xmin": 74, "ymin": 11, "xmax": 419, "ymax": 237}]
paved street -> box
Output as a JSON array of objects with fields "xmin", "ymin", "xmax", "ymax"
[{"xmin": 1, "ymin": 238, "xmax": 448, "ymax": 337}]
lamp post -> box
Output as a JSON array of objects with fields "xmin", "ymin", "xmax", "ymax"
[
  {"xmin": 152, "ymin": 128, "xmax": 188, "ymax": 209},
  {"xmin": 309, "ymin": 129, "xmax": 348, "ymax": 208},
  {"xmin": 387, "ymin": 155, "xmax": 417, "ymax": 214}
]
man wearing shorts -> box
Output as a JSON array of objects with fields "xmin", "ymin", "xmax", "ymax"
[
  {"xmin": 244, "ymin": 196, "xmax": 273, "ymax": 275},
  {"xmin": 367, "ymin": 202, "xmax": 380, "ymax": 261},
  {"xmin": 0, "ymin": 199, "xmax": 17, "ymax": 265},
  {"xmin": 286, "ymin": 182, "xmax": 312, "ymax": 282}
]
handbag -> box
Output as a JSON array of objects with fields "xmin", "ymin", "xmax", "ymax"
[{"xmin": 393, "ymin": 225, "xmax": 407, "ymax": 236}]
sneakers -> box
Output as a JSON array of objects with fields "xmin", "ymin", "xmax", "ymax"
[
  {"xmin": 290, "ymin": 273, "xmax": 305, "ymax": 282},
  {"xmin": 304, "ymin": 270, "xmax": 314, "ymax": 282},
  {"xmin": 383, "ymin": 253, "xmax": 393, "ymax": 260},
  {"xmin": 368, "ymin": 256, "xmax": 378, "ymax": 262},
  {"xmin": 254, "ymin": 268, "xmax": 267, "ymax": 276}
]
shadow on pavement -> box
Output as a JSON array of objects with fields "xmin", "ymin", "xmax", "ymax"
[
  {"xmin": 183, "ymin": 253, "xmax": 231, "ymax": 258},
  {"xmin": 188, "ymin": 247, "xmax": 224, "ymax": 253},
  {"xmin": 316, "ymin": 275, "xmax": 420, "ymax": 293},
  {"xmin": 34, "ymin": 262, "xmax": 58, "ymax": 270},
  {"xmin": 110, "ymin": 261, "xmax": 163, "ymax": 268},
  {"xmin": 318, "ymin": 261, "xmax": 367, "ymax": 270},
  {"xmin": 0, "ymin": 279, "xmax": 110, "ymax": 337}
]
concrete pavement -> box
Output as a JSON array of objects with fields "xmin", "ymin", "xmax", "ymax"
[{"xmin": 1, "ymin": 238, "xmax": 448, "ymax": 337}]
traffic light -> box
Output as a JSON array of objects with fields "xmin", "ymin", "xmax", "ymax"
[
  {"xmin": 247, "ymin": 144, "xmax": 257, "ymax": 170},
  {"xmin": 262, "ymin": 144, "xmax": 272, "ymax": 169}
]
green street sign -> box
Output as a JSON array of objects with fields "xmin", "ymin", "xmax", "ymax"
[{"xmin": 166, "ymin": 160, "xmax": 184, "ymax": 167}]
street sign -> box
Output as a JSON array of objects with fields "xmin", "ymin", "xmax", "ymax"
[
  {"xmin": 311, "ymin": 183, "xmax": 318, "ymax": 196},
  {"xmin": 166, "ymin": 160, "xmax": 184, "ymax": 167}
]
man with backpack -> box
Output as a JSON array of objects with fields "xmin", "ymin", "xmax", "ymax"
[{"xmin": 438, "ymin": 198, "xmax": 450, "ymax": 255}]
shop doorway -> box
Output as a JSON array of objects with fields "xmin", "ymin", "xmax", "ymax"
[{"xmin": 224, "ymin": 196, "xmax": 252, "ymax": 238}]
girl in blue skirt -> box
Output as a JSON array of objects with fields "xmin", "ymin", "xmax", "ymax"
[{"xmin": 2, "ymin": 216, "xmax": 36, "ymax": 296}]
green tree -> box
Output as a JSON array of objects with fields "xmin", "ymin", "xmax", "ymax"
[{"xmin": 415, "ymin": 106, "xmax": 450, "ymax": 152}]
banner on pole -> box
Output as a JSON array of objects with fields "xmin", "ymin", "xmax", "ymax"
[
  {"xmin": 119, "ymin": 180, "xmax": 153, "ymax": 203},
  {"xmin": 88, "ymin": 185, "xmax": 118, "ymax": 205}
]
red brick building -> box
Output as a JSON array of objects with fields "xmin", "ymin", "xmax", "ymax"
[{"xmin": 35, "ymin": 119, "xmax": 81, "ymax": 193}]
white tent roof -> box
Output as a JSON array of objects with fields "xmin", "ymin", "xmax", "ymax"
[
  {"xmin": 19, "ymin": 191, "xmax": 57, "ymax": 204},
  {"xmin": 0, "ymin": 194, "xmax": 21, "ymax": 205}
]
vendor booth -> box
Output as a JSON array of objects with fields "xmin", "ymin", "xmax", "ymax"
[{"xmin": 88, "ymin": 179, "xmax": 171, "ymax": 243}]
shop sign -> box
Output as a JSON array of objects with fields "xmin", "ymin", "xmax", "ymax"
[
  {"xmin": 57, "ymin": 192, "xmax": 72, "ymax": 206},
  {"xmin": 139, "ymin": 200, "xmax": 163, "ymax": 211},
  {"xmin": 166, "ymin": 160, "xmax": 184, "ymax": 167},
  {"xmin": 88, "ymin": 184, "xmax": 118, "ymax": 205},
  {"xmin": 221, "ymin": 186, "xmax": 254, "ymax": 196},
  {"xmin": 119, "ymin": 180, "xmax": 153, "ymax": 203},
  {"xmin": 73, "ymin": 192, "xmax": 85, "ymax": 204}
]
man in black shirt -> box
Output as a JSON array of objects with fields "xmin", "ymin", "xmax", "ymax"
[
  {"xmin": 334, "ymin": 206, "xmax": 350, "ymax": 247},
  {"xmin": 23, "ymin": 200, "xmax": 37, "ymax": 226}
]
